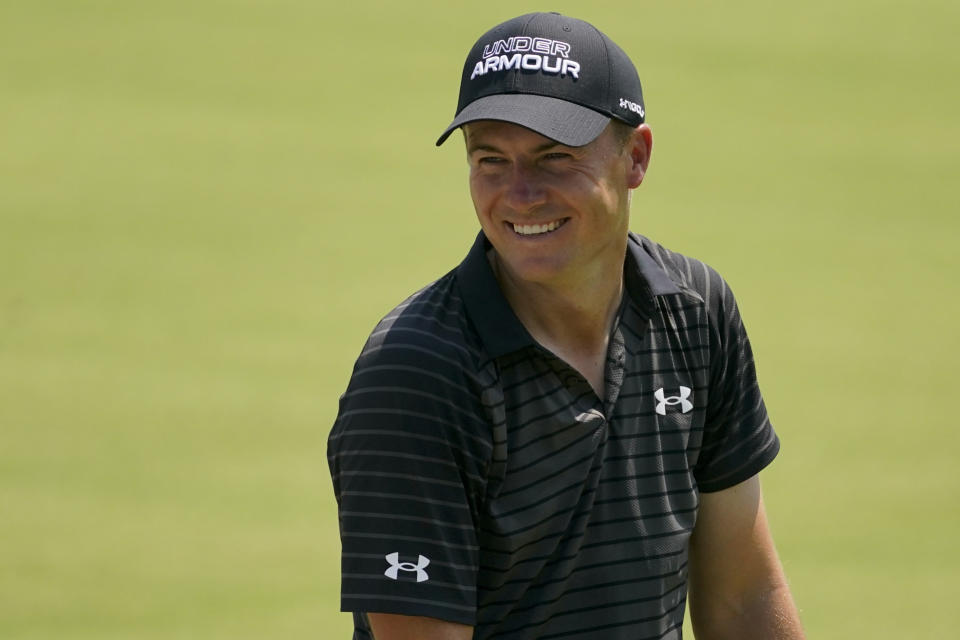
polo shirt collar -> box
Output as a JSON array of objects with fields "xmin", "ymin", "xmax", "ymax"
[
  {"xmin": 626, "ymin": 232, "xmax": 681, "ymax": 297},
  {"xmin": 456, "ymin": 233, "xmax": 535, "ymax": 358},
  {"xmin": 456, "ymin": 231, "xmax": 680, "ymax": 358}
]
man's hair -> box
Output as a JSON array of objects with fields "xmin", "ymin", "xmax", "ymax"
[{"xmin": 610, "ymin": 120, "xmax": 639, "ymax": 151}]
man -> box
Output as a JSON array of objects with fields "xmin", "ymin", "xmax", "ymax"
[{"xmin": 328, "ymin": 12, "xmax": 805, "ymax": 640}]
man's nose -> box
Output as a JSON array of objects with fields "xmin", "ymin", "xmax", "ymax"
[{"xmin": 503, "ymin": 163, "xmax": 547, "ymax": 212}]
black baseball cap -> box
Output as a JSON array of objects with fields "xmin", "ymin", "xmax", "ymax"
[{"xmin": 436, "ymin": 12, "xmax": 645, "ymax": 147}]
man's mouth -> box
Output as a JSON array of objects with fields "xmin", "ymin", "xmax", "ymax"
[{"xmin": 511, "ymin": 219, "xmax": 568, "ymax": 236}]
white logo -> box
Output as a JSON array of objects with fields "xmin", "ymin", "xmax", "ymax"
[
  {"xmin": 384, "ymin": 552, "xmax": 430, "ymax": 582},
  {"xmin": 470, "ymin": 36, "xmax": 580, "ymax": 80},
  {"xmin": 619, "ymin": 97, "xmax": 645, "ymax": 118},
  {"xmin": 654, "ymin": 386, "xmax": 692, "ymax": 415}
]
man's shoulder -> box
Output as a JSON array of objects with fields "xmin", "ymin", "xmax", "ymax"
[
  {"xmin": 357, "ymin": 267, "xmax": 484, "ymax": 375},
  {"xmin": 332, "ymin": 268, "xmax": 494, "ymax": 456}
]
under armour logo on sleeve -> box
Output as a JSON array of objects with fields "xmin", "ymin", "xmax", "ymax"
[
  {"xmin": 384, "ymin": 552, "xmax": 431, "ymax": 582},
  {"xmin": 654, "ymin": 386, "xmax": 693, "ymax": 415}
]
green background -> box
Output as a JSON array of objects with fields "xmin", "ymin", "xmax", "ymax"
[{"xmin": 2, "ymin": 1, "xmax": 957, "ymax": 637}]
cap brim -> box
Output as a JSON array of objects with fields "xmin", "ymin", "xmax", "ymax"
[{"xmin": 435, "ymin": 94, "xmax": 611, "ymax": 147}]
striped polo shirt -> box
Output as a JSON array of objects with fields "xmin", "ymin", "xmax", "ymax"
[{"xmin": 328, "ymin": 231, "xmax": 780, "ymax": 639}]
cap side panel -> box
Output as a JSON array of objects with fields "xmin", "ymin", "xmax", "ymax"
[{"xmin": 587, "ymin": 22, "xmax": 613, "ymax": 118}]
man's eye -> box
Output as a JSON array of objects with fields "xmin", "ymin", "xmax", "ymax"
[
  {"xmin": 543, "ymin": 152, "xmax": 572, "ymax": 161},
  {"xmin": 478, "ymin": 156, "xmax": 505, "ymax": 165}
]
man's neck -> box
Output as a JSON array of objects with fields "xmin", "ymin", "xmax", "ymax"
[{"xmin": 489, "ymin": 250, "xmax": 625, "ymax": 396}]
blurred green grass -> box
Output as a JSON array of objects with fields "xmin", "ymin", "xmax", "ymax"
[{"xmin": 1, "ymin": 1, "xmax": 957, "ymax": 637}]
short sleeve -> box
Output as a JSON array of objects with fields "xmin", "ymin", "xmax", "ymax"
[
  {"xmin": 327, "ymin": 311, "xmax": 492, "ymax": 626},
  {"xmin": 693, "ymin": 270, "xmax": 780, "ymax": 492}
]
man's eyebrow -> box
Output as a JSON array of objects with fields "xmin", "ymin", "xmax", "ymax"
[
  {"xmin": 466, "ymin": 143, "xmax": 501, "ymax": 155},
  {"xmin": 533, "ymin": 140, "xmax": 564, "ymax": 153}
]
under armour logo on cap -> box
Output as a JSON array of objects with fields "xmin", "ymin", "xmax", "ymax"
[
  {"xmin": 384, "ymin": 552, "xmax": 430, "ymax": 582},
  {"xmin": 654, "ymin": 387, "xmax": 693, "ymax": 415}
]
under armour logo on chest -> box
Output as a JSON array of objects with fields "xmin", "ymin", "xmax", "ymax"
[
  {"xmin": 654, "ymin": 386, "xmax": 693, "ymax": 415},
  {"xmin": 384, "ymin": 552, "xmax": 430, "ymax": 582}
]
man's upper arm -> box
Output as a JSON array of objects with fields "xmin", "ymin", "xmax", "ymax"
[
  {"xmin": 688, "ymin": 475, "xmax": 804, "ymax": 639},
  {"xmin": 689, "ymin": 476, "xmax": 783, "ymax": 601},
  {"xmin": 366, "ymin": 613, "xmax": 474, "ymax": 640},
  {"xmin": 327, "ymin": 303, "xmax": 491, "ymax": 627}
]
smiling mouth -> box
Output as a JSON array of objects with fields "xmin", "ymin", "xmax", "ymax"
[{"xmin": 510, "ymin": 219, "xmax": 569, "ymax": 236}]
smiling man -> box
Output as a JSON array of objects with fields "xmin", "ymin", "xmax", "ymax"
[{"xmin": 328, "ymin": 12, "xmax": 805, "ymax": 640}]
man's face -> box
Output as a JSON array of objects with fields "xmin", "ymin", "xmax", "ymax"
[{"xmin": 464, "ymin": 120, "xmax": 649, "ymax": 287}]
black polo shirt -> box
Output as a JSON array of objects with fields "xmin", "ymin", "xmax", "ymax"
[{"xmin": 328, "ymin": 231, "xmax": 779, "ymax": 639}]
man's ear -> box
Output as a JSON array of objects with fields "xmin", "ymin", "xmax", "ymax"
[{"xmin": 625, "ymin": 124, "xmax": 653, "ymax": 189}]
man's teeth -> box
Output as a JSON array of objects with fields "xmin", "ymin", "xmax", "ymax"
[{"xmin": 512, "ymin": 220, "xmax": 564, "ymax": 235}]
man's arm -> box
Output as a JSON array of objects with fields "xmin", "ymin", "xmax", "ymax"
[
  {"xmin": 367, "ymin": 613, "xmax": 474, "ymax": 640},
  {"xmin": 688, "ymin": 475, "xmax": 805, "ymax": 640}
]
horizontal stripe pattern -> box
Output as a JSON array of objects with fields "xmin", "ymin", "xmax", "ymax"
[{"xmin": 328, "ymin": 233, "xmax": 779, "ymax": 638}]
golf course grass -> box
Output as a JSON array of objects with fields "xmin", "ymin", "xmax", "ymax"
[{"xmin": 1, "ymin": 1, "xmax": 957, "ymax": 637}]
